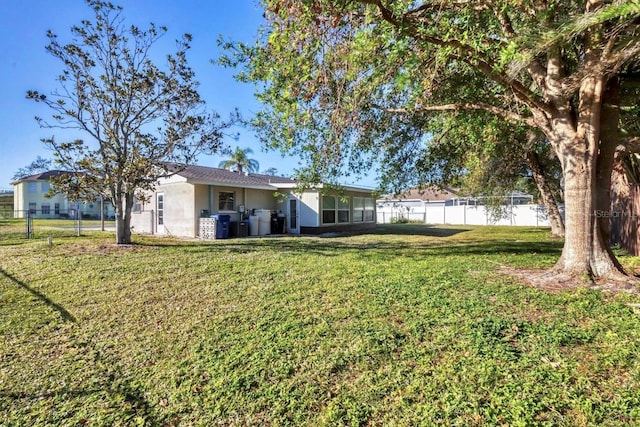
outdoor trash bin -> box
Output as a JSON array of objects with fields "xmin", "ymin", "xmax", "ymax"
[
  {"xmin": 249, "ymin": 216, "xmax": 260, "ymax": 236},
  {"xmin": 211, "ymin": 214, "xmax": 230, "ymax": 239}
]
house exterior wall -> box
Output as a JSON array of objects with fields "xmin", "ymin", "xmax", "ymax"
[
  {"xmin": 298, "ymin": 189, "xmax": 376, "ymax": 234},
  {"xmin": 194, "ymin": 184, "xmax": 211, "ymax": 218},
  {"xmin": 159, "ymin": 181, "xmax": 195, "ymax": 237},
  {"xmin": 299, "ymin": 191, "xmax": 320, "ymax": 228},
  {"xmin": 245, "ymin": 188, "xmax": 278, "ymax": 214}
]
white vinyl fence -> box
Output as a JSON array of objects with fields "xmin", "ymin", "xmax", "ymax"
[{"xmin": 377, "ymin": 204, "xmax": 560, "ymax": 227}]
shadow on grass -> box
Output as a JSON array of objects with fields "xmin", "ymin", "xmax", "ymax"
[
  {"xmin": 1, "ymin": 265, "xmax": 162, "ymax": 424},
  {"xmin": 361, "ymin": 223, "xmax": 471, "ymax": 237},
  {"xmin": 0, "ymin": 354, "xmax": 162, "ymax": 424},
  {"xmin": 0, "ymin": 267, "xmax": 76, "ymax": 322},
  {"xmin": 131, "ymin": 224, "xmax": 562, "ymax": 261}
]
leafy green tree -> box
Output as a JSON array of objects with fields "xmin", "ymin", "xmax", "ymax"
[
  {"xmin": 28, "ymin": 0, "xmax": 232, "ymax": 244},
  {"xmin": 219, "ymin": 147, "xmax": 260, "ymax": 173},
  {"xmin": 12, "ymin": 156, "xmax": 53, "ymax": 181},
  {"xmin": 225, "ymin": 0, "xmax": 640, "ymax": 280},
  {"xmin": 429, "ymin": 114, "xmax": 565, "ymax": 237}
]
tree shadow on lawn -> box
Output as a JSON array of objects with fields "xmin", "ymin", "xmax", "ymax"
[
  {"xmin": 0, "ymin": 267, "xmax": 76, "ymax": 322},
  {"xmin": 150, "ymin": 226, "xmax": 562, "ymax": 261},
  {"xmin": 1, "ymin": 267, "xmax": 164, "ymax": 424},
  {"xmin": 0, "ymin": 352, "xmax": 162, "ymax": 425},
  {"xmin": 367, "ymin": 223, "xmax": 471, "ymax": 237}
]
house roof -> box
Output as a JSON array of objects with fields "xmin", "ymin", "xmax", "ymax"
[
  {"xmin": 168, "ymin": 164, "xmax": 375, "ymax": 193},
  {"xmin": 166, "ymin": 163, "xmax": 296, "ymax": 189},
  {"xmin": 12, "ymin": 170, "xmax": 72, "ymax": 184},
  {"xmin": 381, "ymin": 186, "xmax": 457, "ymax": 202}
]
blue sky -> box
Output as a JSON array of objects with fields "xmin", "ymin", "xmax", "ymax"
[{"xmin": 0, "ymin": 0, "xmax": 376, "ymax": 190}]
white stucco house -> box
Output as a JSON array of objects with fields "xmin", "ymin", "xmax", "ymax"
[
  {"xmin": 130, "ymin": 163, "xmax": 376, "ymax": 238},
  {"xmin": 12, "ymin": 170, "xmax": 114, "ymax": 219}
]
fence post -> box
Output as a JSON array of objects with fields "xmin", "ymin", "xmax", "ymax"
[
  {"xmin": 76, "ymin": 203, "xmax": 82, "ymax": 237},
  {"xmin": 26, "ymin": 210, "xmax": 32, "ymax": 239}
]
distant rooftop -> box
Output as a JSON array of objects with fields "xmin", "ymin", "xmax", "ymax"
[
  {"xmin": 380, "ymin": 186, "xmax": 458, "ymax": 202},
  {"xmin": 11, "ymin": 170, "xmax": 73, "ymax": 184},
  {"xmin": 165, "ymin": 163, "xmax": 296, "ymax": 188}
]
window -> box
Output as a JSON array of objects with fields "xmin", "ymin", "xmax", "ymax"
[
  {"xmin": 133, "ymin": 196, "xmax": 141, "ymax": 213},
  {"xmin": 354, "ymin": 197, "xmax": 375, "ymax": 222},
  {"xmin": 322, "ymin": 195, "xmax": 336, "ymax": 224},
  {"xmin": 338, "ymin": 197, "xmax": 349, "ymax": 223},
  {"xmin": 218, "ymin": 191, "xmax": 235, "ymax": 211},
  {"xmin": 28, "ymin": 182, "xmax": 37, "ymax": 193},
  {"xmin": 157, "ymin": 193, "xmax": 164, "ymax": 226},
  {"xmin": 41, "ymin": 203, "xmax": 50, "ymax": 215},
  {"xmin": 322, "ymin": 196, "xmax": 350, "ymax": 224},
  {"xmin": 353, "ymin": 197, "xmax": 364, "ymax": 222},
  {"xmin": 54, "ymin": 203, "xmax": 60, "ymax": 215},
  {"xmin": 28, "ymin": 202, "xmax": 37, "ymax": 215},
  {"xmin": 364, "ymin": 198, "xmax": 375, "ymax": 221},
  {"xmin": 41, "ymin": 182, "xmax": 50, "ymax": 193}
]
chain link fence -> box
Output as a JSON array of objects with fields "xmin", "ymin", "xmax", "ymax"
[{"xmin": 0, "ymin": 209, "xmax": 115, "ymax": 241}]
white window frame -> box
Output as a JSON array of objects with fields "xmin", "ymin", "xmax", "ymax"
[
  {"xmin": 353, "ymin": 197, "xmax": 375, "ymax": 223},
  {"xmin": 218, "ymin": 191, "xmax": 235, "ymax": 212}
]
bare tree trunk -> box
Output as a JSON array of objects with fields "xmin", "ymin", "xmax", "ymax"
[
  {"xmin": 595, "ymin": 77, "xmax": 626, "ymax": 271},
  {"xmin": 525, "ymin": 150, "xmax": 565, "ymax": 238},
  {"xmin": 553, "ymin": 76, "xmax": 626, "ymax": 279},
  {"xmin": 113, "ymin": 184, "xmax": 133, "ymax": 245}
]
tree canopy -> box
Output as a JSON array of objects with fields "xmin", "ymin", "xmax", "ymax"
[
  {"xmin": 11, "ymin": 156, "xmax": 53, "ymax": 182},
  {"xmin": 29, "ymin": 0, "xmax": 234, "ymax": 244},
  {"xmin": 226, "ymin": 0, "xmax": 640, "ymax": 280}
]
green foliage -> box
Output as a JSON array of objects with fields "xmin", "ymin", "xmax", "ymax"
[
  {"xmin": 28, "ymin": 0, "xmax": 234, "ymax": 243},
  {"xmin": 2, "ymin": 226, "xmax": 640, "ymax": 424}
]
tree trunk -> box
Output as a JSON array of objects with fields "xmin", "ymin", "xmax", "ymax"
[
  {"xmin": 552, "ymin": 76, "xmax": 626, "ymax": 280},
  {"xmin": 113, "ymin": 187, "xmax": 133, "ymax": 245},
  {"xmin": 525, "ymin": 150, "xmax": 565, "ymax": 238},
  {"xmin": 595, "ymin": 77, "xmax": 627, "ymax": 271}
]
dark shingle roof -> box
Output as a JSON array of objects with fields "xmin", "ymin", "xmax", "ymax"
[
  {"xmin": 13, "ymin": 170, "xmax": 72, "ymax": 183},
  {"xmin": 166, "ymin": 164, "xmax": 296, "ymax": 188}
]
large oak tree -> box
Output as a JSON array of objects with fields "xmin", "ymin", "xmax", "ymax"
[
  {"xmin": 225, "ymin": 0, "xmax": 640, "ymax": 280},
  {"xmin": 28, "ymin": 0, "xmax": 233, "ymax": 244}
]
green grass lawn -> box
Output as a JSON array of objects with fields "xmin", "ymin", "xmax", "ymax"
[{"xmin": 1, "ymin": 225, "xmax": 640, "ymax": 426}]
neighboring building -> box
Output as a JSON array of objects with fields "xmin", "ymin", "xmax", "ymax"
[
  {"xmin": 378, "ymin": 186, "xmax": 458, "ymax": 209},
  {"xmin": 130, "ymin": 164, "xmax": 377, "ymax": 237},
  {"xmin": 378, "ymin": 187, "xmax": 534, "ymax": 209},
  {"xmin": 12, "ymin": 170, "xmax": 114, "ymax": 219},
  {"xmin": 0, "ymin": 189, "xmax": 13, "ymax": 217}
]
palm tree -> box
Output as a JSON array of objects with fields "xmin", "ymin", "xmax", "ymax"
[{"xmin": 218, "ymin": 147, "xmax": 259, "ymax": 174}]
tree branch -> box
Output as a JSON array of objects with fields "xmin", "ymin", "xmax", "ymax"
[
  {"xmin": 371, "ymin": 101, "xmax": 536, "ymax": 127},
  {"xmin": 358, "ymin": 0, "xmax": 553, "ymax": 117}
]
